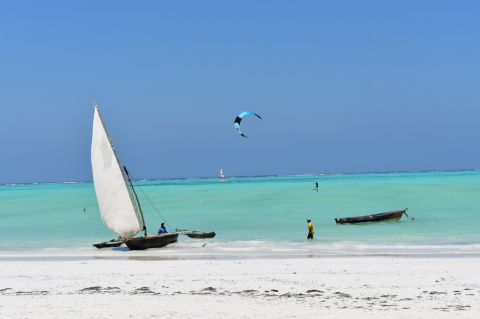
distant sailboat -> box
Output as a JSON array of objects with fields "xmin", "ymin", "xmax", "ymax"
[
  {"xmin": 91, "ymin": 103, "xmax": 178, "ymax": 250},
  {"xmin": 220, "ymin": 169, "xmax": 225, "ymax": 181}
]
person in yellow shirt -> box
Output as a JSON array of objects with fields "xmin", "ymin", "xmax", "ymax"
[{"xmin": 307, "ymin": 219, "xmax": 314, "ymax": 239}]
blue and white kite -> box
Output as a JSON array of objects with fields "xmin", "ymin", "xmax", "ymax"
[{"xmin": 234, "ymin": 111, "xmax": 261, "ymax": 138}]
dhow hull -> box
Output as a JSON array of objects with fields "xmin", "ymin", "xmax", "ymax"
[
  {"xmin": 335, "ymin": 209, "xmax": 406, "ymax": 224},
  {"xmin": 125, "ymin": 233, "xmax": 179, "ymax": 250}
]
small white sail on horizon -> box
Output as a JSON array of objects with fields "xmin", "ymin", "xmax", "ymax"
[
  {"xmin": 91, "ymin": 106, "xmax": 143, "ymax": 239},
  {"xmin": 220, "ymin": 169, "xmax": 225, "ymax": 181}
]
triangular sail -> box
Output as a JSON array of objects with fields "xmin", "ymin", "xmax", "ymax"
[
  {"xmin": 220, "ymin": 169, "xmax": 225, "ymax": 181},
  {"xmin": 91, "ymin": 106, "xmax": 143, "ymax": 239}
]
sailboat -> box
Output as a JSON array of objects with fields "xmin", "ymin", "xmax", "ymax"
[
  {"xmin": 220, "ymin": 169, "xmax": 225, "ymax": 181},
  {"xmin": 91, "ymin": 103, "xmax": 179, "ymax": 250}
]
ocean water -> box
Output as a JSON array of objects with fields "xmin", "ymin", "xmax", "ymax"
[{"xmin": 1, "ymin": 170, "xmax": 480, "ymax": 258}]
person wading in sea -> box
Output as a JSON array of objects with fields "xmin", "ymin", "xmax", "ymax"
[
  {"xmin": 314, "ymin": 182, "xmax": 318, "ymax": 192},
  {"xmin": 307, "ymin": 219, "xmax": 314, "ymax": 239}
]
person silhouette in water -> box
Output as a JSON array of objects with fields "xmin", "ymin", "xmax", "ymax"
[{"xmin": 315, "ymin": 182, "xmax": 318, "ymax": 192}]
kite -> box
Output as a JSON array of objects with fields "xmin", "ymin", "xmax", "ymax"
[{"xmin": 234, "ymin": 111, "xmax": 261, "ymax": 138}]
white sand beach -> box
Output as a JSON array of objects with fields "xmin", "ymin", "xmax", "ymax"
[{"xmin": 1, "ymin": 257, "xmax": 479, "ymax": 318}]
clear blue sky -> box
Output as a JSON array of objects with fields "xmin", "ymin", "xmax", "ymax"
[{"xmin": 1, "ymin": 1, "xmax": 479, "ymax": 183}]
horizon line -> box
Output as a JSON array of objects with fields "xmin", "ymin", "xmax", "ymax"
[{"xmin": 1, "ymin": 168, "xmax": 479, "ymax": 186}]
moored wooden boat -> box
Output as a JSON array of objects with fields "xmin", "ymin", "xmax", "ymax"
[
  {"xmin": 93, "ymin": 239, "xmax": 124, "ymax": 249},
  {"xmin": 125, "ymin": 233, "xmax": 179, "ymax": 250},
  {"xmin": 186, "ymin": 231, "xmax": 216, "ymax": 239},
  {"xmin": 335, "ymin": 209, "xmax": 407, "ymax": 224}
]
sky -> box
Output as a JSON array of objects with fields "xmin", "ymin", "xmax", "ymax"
[{"xmin": 1, "ymin": 0, "xmax": 479, "ymax": 183}]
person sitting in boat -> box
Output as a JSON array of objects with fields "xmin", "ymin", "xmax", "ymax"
[{"xmin": 158, "ymin": 223, "xmax": 168, "ymax": 234}]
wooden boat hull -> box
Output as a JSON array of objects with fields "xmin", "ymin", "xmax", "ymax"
[
  {"xmin": 124, "ymin": 233, "xmax": 179, "ymax": 250},
  {"xmin": 93, "ymin": 240, "xmax": 124, "ymax": 249},
  {"xmin": 186, "ymin": 231, "xmax": 216, "ymax": 239},
  {"xmin": 335, "ymin": 209, "xmax": 406, "ymax": 224}
]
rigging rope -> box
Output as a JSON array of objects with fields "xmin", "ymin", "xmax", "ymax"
[
  {"xmin": 404, "ymin": 210, "xmax": 415, "ymax": 221},
  {"xmin": 127, "ymin": 173, "xmax": 174, "ymax": 232}
]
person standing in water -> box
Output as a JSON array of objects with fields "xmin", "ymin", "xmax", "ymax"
[
  {"xmin": 307, "ymin": 219, "xmax": 314, "ymax": 239},
  {"xmin": 314, "ymin": 182, "xmax": 318, "ymax": 192}
]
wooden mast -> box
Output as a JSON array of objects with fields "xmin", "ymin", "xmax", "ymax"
[
  {"xmin": 124, "ymin": 167, "xmax": 148, "ymax": 237},
  {"xmin": 94, "ymin": 102, "xmax": 144, "ymax": 232}
]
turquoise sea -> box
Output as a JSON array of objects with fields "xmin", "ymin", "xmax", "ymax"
[{"xmin": 1, "ymin": 170, "xmax": 480, "ymax": 258}]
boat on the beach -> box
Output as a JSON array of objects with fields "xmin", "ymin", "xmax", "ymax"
[
  {"xmin": 334, "ymin": 209, "xmax": 408, "ymax": 224},
  {"xmin": 91, "ymin": 103, "xmax": 179, "ymax": 250}
]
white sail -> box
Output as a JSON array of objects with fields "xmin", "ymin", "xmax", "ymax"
[
  {"xmin": 91, "ymin": 107, "xmax": 142, "ymax": 239},
  {"xmin": 220, "ymin": 169, "xmax": 225, "ymax": 181}
]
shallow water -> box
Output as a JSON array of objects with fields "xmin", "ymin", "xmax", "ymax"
[{"xmin": 1, "ymin": 170, "xmax": 480, "ymax": 256}]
